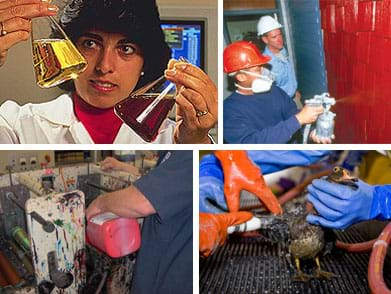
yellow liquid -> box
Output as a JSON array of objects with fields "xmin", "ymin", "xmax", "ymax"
[{"xmin": 32, "ymin": 38, "xmax": 87, "ymax": 88}]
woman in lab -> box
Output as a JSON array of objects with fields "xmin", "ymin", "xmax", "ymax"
[{"xmin": 0, "ymin": 0, "xmax": 217, "ymax": 144}]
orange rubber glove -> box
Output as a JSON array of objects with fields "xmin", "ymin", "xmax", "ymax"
[
  {"xmin": 199, "ymin": 211, "xmax": 253, "ymax": 258},
  {"xmin": 215, "ymin": 150, "xmax": 283, "ymax": 214}
]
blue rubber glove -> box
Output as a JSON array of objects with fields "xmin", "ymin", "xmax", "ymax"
[
  {"xmin": 370, "ymin": 185, "xmax": 391, "ymax": 220},
  {"xmin": 199, "ymin": 151, "xmax": 330, "ymax": 213},
  {"xmin": 246, "ymin": 150, "xmax": 331, "ymax": 174},
  {"xmin": 199, "ymin": 176, "xmax": 228, "ymax": 213},
  {"xmin": 199, "ymin": 155, "xmax": 227, "ymax": 213},
  {"xmin": 199, "ymin": 154, "xmax": 223, "ymax": 179},
  {"xmin": 307, "ymin": 179, "xmax": 376, "ymax": 229}
]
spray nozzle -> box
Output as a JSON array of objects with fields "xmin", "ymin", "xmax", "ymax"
[{"xmin": 305, "ymin": 93, "xmax": 336, "ymax": 111}]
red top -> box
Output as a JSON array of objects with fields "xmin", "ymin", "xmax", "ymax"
[{"xmin": 73, "ymin": 93, "xmax": 122, "ymax": 144}]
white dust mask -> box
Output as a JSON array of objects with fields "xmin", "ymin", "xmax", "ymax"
[{"xmin": 235, "ymin": 69, "xmax": 274, "ymax": 93}]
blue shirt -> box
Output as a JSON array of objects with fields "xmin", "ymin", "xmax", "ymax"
[
  {"xmin": 263, "ymin": 46, "xmax": 298, "ymax": 98},
  {"xmin": 223, "ymin": 85, "xmax": 302, "ymax": 144},
  {"xmin": 131, "ymin": 151, "xmax": 192, "ymax": 294}
]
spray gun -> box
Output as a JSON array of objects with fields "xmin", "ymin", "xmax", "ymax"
[{"xmin": 303, "ymin": 93, "xmax": 336, "ymax": 144}]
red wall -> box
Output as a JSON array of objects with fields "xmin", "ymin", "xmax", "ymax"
[{"xmin": 320, "ymin": 0, "xmax": 391, "ymax": 143}]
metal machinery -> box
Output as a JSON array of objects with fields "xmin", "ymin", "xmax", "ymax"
[{"xmin": 0, "ymin": 163, "xmax": 138, "ymax": 293}]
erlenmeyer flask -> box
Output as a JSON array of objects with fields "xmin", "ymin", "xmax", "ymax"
[
  {"xmin": 31, "ymin": 8, "xmax": 87, "ymax": 88},
  {"xmin": 115, "ymin": 76, "xmax": 177, "ymax": 142}
]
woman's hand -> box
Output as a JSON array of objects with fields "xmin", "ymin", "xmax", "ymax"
[
  {"xmin": 0, "ymin": 0, "xmax": 58, "ymax": 67},
  {"xmin": 165, "ymin": 59, "xmax": 217, "ymax": 144}
]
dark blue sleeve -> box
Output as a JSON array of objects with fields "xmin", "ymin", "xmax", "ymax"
[
  {"xmin": 280, "ymin": 87, "xmax": 301, "ymax": 119},
  {"xmin": 223, "ymin": 97, "xmax": 301, "ymax": 144},
  {"xmin": 133, "ymin": 151, "xmax": 192, "ymax": 222}
]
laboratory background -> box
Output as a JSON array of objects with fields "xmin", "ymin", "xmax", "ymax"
[
  {"xmin": 223, "ymin": 0, "xmax": 391, "ymax": 143},
  {"xmin": 199, "ymin": 150, "xmax": 391, "ymax": 294},
  {"xmin": 0, "ymin": 150, "xmax": 167, "ymax": 293}
]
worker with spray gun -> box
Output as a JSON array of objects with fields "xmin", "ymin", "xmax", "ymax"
[{"xmin": 223, "ymin": 40, "xmax": 332, "ymax": 144}]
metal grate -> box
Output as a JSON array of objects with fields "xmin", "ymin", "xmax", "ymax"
[{"xmin": 200, "ymin": 226, "xmax": 391, "ymax": 294}]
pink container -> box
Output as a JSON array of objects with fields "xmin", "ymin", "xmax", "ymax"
[{"xmin": 87, "ymin": 213, "xmax": 141, "ymax": 258}]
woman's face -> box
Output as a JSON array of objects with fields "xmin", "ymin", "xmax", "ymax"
[{"xmin": 74, "ymin": 30, "xmax": 144, "ymax": 109}]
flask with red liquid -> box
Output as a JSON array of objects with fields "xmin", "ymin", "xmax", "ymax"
[
  {"xmin": 86, "ymin": 212, "xmax": 141, "ymax": 258},
  {"xmin": 115, "ymin": 76, "xmax": 176, "ymax": 142}
]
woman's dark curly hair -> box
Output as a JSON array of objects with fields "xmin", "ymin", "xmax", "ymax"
[{"xmin": 56, "ymin": 0, "xmax": 171, "ymax": 92}]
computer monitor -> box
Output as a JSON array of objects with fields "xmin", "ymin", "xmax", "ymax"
[{"xmin": 160, "ymin": 20, "xmax": 205, "ymax": 69}]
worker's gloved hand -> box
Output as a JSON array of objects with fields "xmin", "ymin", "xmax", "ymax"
[
  {"xmin": 306, "ymin": 179, "xmax": 375, "ymax": 229},
  {"xmin": 199, "ymin": 151, "xmax": 330, "ymax": 213},
  {"xmin": 199, "ymin": 211, "xmax": 253, "ymax": 258},
  {"xmin": 215, "ymin": 150, "xmax": 282, "ymax": 214}
]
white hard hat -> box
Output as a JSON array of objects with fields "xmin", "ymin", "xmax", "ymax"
[{"xmin": 257, "ymin": 15, "xmax": 282, "ymax": 36}]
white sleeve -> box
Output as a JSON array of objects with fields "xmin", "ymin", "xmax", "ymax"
[
  {"xmin": 0, "ymin": 125, "xmax": 19, "ymax": 143},
  {"xmin": 0, "ymin": 101, "xmax": 21, "ymax": 143}
]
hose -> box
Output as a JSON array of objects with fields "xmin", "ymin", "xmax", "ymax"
[
  {"xmin": 335, "ymin": 239, "xmax": 375, "ymax": 253},
  {"xmin": 368, "ymin": 222, "xmax": 391, "ymax": 294}
]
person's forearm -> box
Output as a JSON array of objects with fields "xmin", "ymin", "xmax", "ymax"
[
  {"xmin": 226, "ymin": 116, "xmax": 301, "ymax": 144},
  {"xmin": 97, "ymin": 185, "xmax": 155, "ymax": 218},
  {"xmin": 119, "ymin": 162, "xmax": 140, "ymax": 176}
]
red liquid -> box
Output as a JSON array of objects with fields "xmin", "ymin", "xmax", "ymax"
[
  {"xmin": 87, "ymin": 214, "xmax": 140, "ymax": 258},
  {"xmin": 115, "ymin": 95, "xmax": 175, "ymax": 142}
]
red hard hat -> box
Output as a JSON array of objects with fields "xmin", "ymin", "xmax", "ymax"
[{"xmin": 223, "ymin": 41, "xmax": 271, "ymax": 73}]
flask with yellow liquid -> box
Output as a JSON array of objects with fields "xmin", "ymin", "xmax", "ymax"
[{"xmin": 31, "ymin": 8, "xmax": 87, "ymax": 88}]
